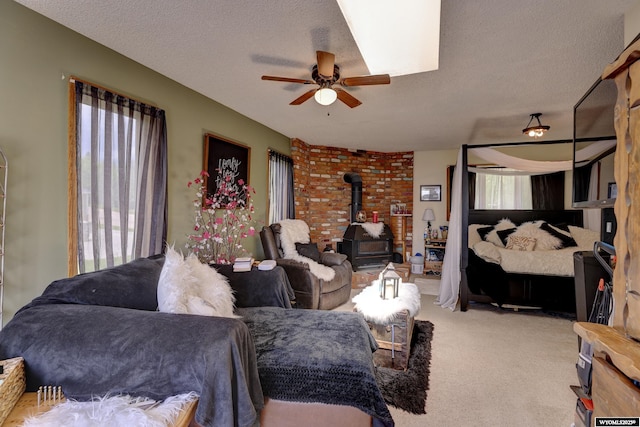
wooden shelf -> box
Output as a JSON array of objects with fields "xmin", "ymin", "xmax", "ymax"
[{"xmin": 574, "ymin": 322, "xmax": 640, "ymax": 383}]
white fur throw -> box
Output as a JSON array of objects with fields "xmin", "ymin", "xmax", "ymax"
[
  {"xmin": 278, "ymin": 219, "xmax": 336, "ymax": 281},
  {"xmin": 358, "ymin": 222, "xmax": 384, "ymax": 238},
  {"xmin": 158, "ymin": 246, "xmax": 238, "ymax": 317},
  {"xmin": 352, "ymin": 282, "xmax": 421, "ymax": 324},
  {"xmin": 484, "ymin": 218, "xmax": 516, "ymax": 247},
  {"xmin": 23, "ymin": 393, "xmax": 198, "ymax": 427}
]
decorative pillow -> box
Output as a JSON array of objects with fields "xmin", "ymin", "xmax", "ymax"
[
  {"xmin": 569, "ymin": 225, "xmax": 600, "ymax": 248},
  {"xmin": 506, "ymin": 235, "xmax": 537, "ymax": 251},
  {"xmin": 157, "ymin": 247, "xmax": 191, "ymax": 314},
  {"xmin": 484, "ymin": 219, "xmax": 517, "ymax": 247},
  {"xmin": 158, "ymin": 247, "xmax": 238, "ymax": 318},
  {"xmin": 185, "ymin": 254, "xmax": 238, "ymax": 318},
  {"xmin": 511, "ymin": 221, "xmax": 561, "ymax": 251},
  {"xmin": 496, "ymin": 228, "xmax": 517, "ymax": 246},
  {"xmin": 295, "ymin": 242, "xmax": 320, "ymax": 262},
  {"xmin": 468, "ymin": 224, "xmax": 492, "ymax": 248},
  {"xmin": 540, "ymin": 222, "xmax": 577, "ymax": 248}
]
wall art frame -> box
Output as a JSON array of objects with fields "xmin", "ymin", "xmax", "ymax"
[
  {"xmin": 203, "ymin": 133, "xmax": 251, "ymax": 203},
  {"xmin": 420, "ymin": 184, "xmax": 442, "ymax": 202}
]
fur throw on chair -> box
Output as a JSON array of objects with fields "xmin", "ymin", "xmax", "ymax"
[{"xmin": 278, "ymin": 219, "xmax": 336, "ymax": 281}]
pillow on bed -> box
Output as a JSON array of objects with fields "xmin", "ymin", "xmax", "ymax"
[
  {"xmin": 468, "ymin": 224, "xmax": 492, "ymax": 247},
  {"xmin": 484, "ymin": 219, "xmax": 516, "ymax": 247},
  {"xmin": 497, "ymin": 228, "xmax": 517, "ymax": 246},
  {"xmin": 569, "ymin": 225, "xmax": 600, "ymax": 248},
  {"xmin": 158, "ymin": 247, "xmax": 238, "ymax": 318},
  {"xmin": 157, "ymin": 247, "xmax": 191, "ymax": 314},
  {"xmin": 511, "ymin": 221, "xmax": 562, "ymax": 251},
  {"xmin": 186, "ymin": 254, "xmax": 238, "ymax": 318},
  {"xmin": 506, "ymin": 235, "xmax": 537, "ymax": 251},
  {"xmin": 540, "ymin": 222, "xmax": 577, "ymax": 248}
]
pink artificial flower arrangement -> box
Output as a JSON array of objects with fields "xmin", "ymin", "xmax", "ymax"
[{"xmin": 186, "ymin": 170, "xmax": 256, "ymax": 264}]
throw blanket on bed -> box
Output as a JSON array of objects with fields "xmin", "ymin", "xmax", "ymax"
[
  {"xmin": 278, "ymin": 219, "xmax": 336, "ymax": 281},
  {"xmin": 236, "ymin": 306, "xmax": 394, "ymax": 427},
  {"xmin": 0, "ymin": 305, "xmax": 262, "ymax": 427},
  {"xmin": 0, "ymin": 256, "xmax": 263, "ymax": 427}
]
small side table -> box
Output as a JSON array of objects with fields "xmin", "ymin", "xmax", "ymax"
[
  {"xmin": 367, "ymin": 309, "xmax": 414, "ymax": 370},
  {"xmin": 425, "ymin": 239, "xmax": 446, "ymax": 276},
  {"xmin": 352, "ymin": 282, "xmax": 421, "ymax": 370}
]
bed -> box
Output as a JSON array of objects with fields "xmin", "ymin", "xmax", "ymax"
[
  {"xmin": 0, "ymin": 256, "xmax": 393, "ymax": 427},
  {"xmin": 460, "ymin": 209, "xmax": 593, "ymax": 312}
]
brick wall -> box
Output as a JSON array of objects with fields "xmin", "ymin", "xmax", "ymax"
[{"xmin": 290, "ymin": 138, "xmax": 414, "ymax": 253}]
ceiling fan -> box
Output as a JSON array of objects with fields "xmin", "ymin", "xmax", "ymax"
[{"xmin": 261, "ymin": 51, "xmax": 390, "ymax": 108}]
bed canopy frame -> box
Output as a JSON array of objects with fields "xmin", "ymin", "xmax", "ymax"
[{"xmin": 435, "ymin": 138, "xmax": 614, "ymax": 311}]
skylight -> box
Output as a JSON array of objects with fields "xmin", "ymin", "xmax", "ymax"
[{"xmin": 336, "ymin": 0, "xmax": 441, "ymax": 77}]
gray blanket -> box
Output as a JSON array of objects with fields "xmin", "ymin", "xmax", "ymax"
[
  {"xmin": 0, "ymin": 304, "xmax": 263, "ymax": 427},
  {"xmin": 0, "ymin": 256, "xmax": 393, "ymax": 426},
  {"xmin": 237, "ymin": 307, "xmax": 394, "ymax": 427},
  {"xmin": 0, "ymin": 256, "xmax": 263, "ymax": 427}
]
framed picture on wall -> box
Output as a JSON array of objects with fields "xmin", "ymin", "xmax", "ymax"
[
  {"xmin": 203, "ymin": 133, "xmax": 251, "ymax": 204},
  {"xmin": 420, "ymin": 185, "xmax": 442, "ymax": 201}
]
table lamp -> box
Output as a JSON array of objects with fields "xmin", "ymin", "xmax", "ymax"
[{"xmin": 422, "ymin": 208, "xmax": 435, "ymax": 242}]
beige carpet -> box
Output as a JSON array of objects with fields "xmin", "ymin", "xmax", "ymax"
[{"xmin": 335, "ymin": 290, "xmax": 578, "ymax": 426}]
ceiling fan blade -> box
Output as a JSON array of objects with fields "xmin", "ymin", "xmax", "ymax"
[
  {"xmin": 262, "ymin": 75, "xmax": 315, "ymax": 84},
  {"xmin": 317, "ymin": 51, "xmax": 335, "ymax": 79},
  {"xmin": 335, "ymin": 88, "xmax": 362, "ymax": 108},
  {"xmin": 290, "ymin": 89, "xmax": 317, "ymax": 105},
  {"xmin": 340, "ymin": 74, "xmax": 391, "ymax": 87}
]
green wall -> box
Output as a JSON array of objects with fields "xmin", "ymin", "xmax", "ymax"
[{"xmin": 0, "ymin": 1, "xmax": 290, "ymax": 324}]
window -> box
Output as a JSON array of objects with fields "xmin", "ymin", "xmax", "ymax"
[
  {"xmin": 68, "ymin": 79, "xmax": 167, "ymax": 275},
  {"xmin": 267, "ymin": 150, "xmax": 294, "ymax": 224},
  {"xmin": 474, "ymin": 170, "xmax": 532, "ymax": 209}
]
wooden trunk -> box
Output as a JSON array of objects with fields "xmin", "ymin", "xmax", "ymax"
[{"xmin": 366, "ymin": 309, "xmax": 414, "ymax": 370}]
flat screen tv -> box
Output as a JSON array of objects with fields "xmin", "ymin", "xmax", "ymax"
[{"xmin": 572, "ymin": 76, "xmax": 617, "ymax": 208}]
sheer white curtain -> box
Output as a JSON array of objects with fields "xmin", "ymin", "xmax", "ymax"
[
  {"xmin": 72, "ymin": 80, "xmax": 167, "ymax": 273},
  {"xmin": 267, "ymin": 150, "xmax": 294, "ymax": 224},
  {"xmin": 474, "ymin": 170, "xmax": 533, "ymax": 209},
  {"xmin": 436, "ymin": 149, "xmax": 463, "ymax": 310}
]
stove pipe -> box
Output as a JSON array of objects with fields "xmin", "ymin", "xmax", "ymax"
[{"xmin": 343, "ymin": 173, "xmax": 362, "ymax": 223}]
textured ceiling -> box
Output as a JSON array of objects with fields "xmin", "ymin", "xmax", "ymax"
[{"xmin": 15, "ymin": 0, "xmax": 636, "ymax": 152}]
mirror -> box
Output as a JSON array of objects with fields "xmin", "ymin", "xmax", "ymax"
[{"xmin": 572, "ymin": 76, "xmax": 617, "ymax": 208}]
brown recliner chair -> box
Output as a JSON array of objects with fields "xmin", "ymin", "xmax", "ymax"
[{"xmin": 260, "ymin": 223, "xmax": 352, "ymax": 310}]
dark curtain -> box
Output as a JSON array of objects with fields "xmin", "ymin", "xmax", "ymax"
[
  {"xmin": 468, "ymin": 171, "xmax": 476, "ymax": 209},
  {"xmin": 573, "ymin": 165, "xmax": 592, "ymax": 204},
  {"xmin": 531, "ymin": 171, "xmax": 565, "ymax": 210},
  {"xmin": 74, "ymin": 81, "xmax": 167, "ymax": 273}
]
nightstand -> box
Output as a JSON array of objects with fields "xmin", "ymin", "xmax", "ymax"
[{"xmin": 424, "ymin": 239, "xmax": 446, "ymax": 276}]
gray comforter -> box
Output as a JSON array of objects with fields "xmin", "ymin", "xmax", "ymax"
[{"xmin": 0, "ymin": 256, "xmax": 263, "ymax": 427}]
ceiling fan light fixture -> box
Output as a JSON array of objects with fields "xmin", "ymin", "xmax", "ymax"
[
  {"xmin": 314, "ymin": 87, "xmax": 337, "ymax": 106},
  {"xmin": 522, "ymin": 113, "xmax": 550, "ymax": 138}
]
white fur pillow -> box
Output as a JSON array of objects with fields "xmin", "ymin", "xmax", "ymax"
[
  {"xmin": 157, "ymin": 247, "xmax": 191, "ymax": 314},
  {"xmin": 569, "ymin": 225, "xmax": 600, "ymax": 248},
  {"xmin": 512, "ymin": 221, "xmax": 561, "ymax": 251},
  {"xmin": 185, "ymin": 254, "xmax": 238, "ymax": 318},
  {"xmin": 158, "ymin": 247, "xmax": 238, "ymax": 318},
  {"xmin": 485, "ymin": 219, "xmax": 516, "ymax": 247}
]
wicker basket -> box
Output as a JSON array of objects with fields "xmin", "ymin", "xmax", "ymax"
[{"xmin": 0, "ymin": 357, "xmax": 26, "ymax": 425}]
